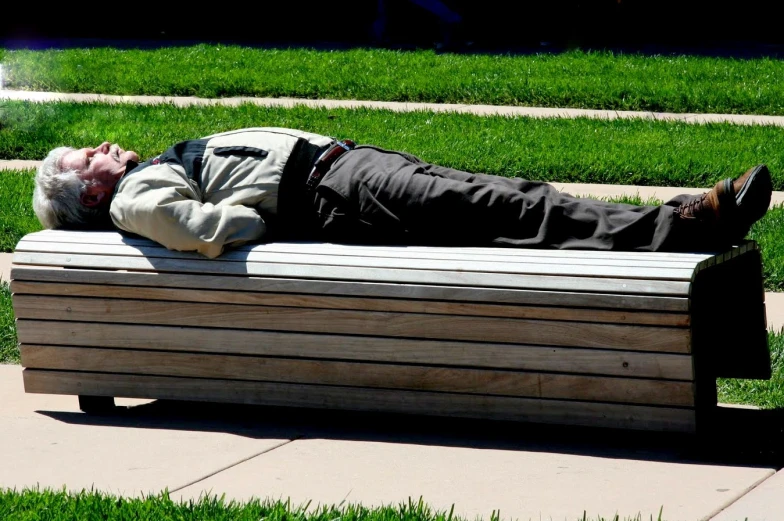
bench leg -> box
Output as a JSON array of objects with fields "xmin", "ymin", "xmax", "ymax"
[{"xmin": 78, "ymin": 395, "xmax": 116, "ymax": 414}]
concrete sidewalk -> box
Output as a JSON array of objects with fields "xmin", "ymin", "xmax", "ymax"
[
  {"xmin": 5, "ymin": 89, "xmax": 784, "ymax": 127},
  {"xmin": 1, "ymin": 363, "xmax": 782, "ymax": 521}
]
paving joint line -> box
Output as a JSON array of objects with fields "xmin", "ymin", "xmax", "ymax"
[
  {"xmin": 705, "ymin": 469, "xmax": 779, "ymax": 520},
  {"xmin": 167, "ymin": 437, "xmax": 299, "ymax": 494}
]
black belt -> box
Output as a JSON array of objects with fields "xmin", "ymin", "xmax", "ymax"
[
  {"xmin": 305, "ymin": 139, "xmax": 356, "ymax": 190},
  {"xmin": 275, "ymin": 138, "xmax": 357, "ymax": 241}
]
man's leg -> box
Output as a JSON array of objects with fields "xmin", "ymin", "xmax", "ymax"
[{"xmin": 314, "ymin": 146, "xmax": 702, "ymax": 251}]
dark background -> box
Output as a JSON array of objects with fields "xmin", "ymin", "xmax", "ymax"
[{"xmin": 3, "ymin": 1, "xmax": 783, "ymax": 57}]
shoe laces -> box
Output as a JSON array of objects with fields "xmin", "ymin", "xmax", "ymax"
[{"xmin": 677, "ymin": 194, "xmax": 709, "ymax": 220}]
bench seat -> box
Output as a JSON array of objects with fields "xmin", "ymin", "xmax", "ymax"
[{"xmin": 10, "ymin": 229, "xmax": 772, "ymax": 433}]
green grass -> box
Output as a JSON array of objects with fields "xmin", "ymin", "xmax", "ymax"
[
  {"xmin": 749, "ymin": 204, "xmax": 784, "ymax": 292},
  {"xmin": 0, "ymin": 282, "xmax": 19, "ymax": 364},
  {"xmin": 0, "ymin": 169, "xmax": 40, "ymax": 253},
  {"xmin": 0, "ymin": 488, "xmax": 665, "ymax": 521},
  {"xmin": 4, "ymin": 46, "xmax": 784, "ymax": 116},
  {"xmin": 3, "ymin": 101, "xmax": 784, "ymax": 190},
  {"xmin": 718, "ymin": 329, "xmax": 784, "ymax": 408},
  {"xmin": 0, "ymin": 170, "xmax": 37, "ymax": 252}
]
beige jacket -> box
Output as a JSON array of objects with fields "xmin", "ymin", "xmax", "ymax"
[{"xmin": 110, "ymin": 127, "xmax": 334, "ymax": 258}]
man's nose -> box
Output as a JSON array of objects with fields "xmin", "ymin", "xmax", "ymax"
[{"xmin": 91, "ymin": 142, "xmax": 111, "ymax": 154}]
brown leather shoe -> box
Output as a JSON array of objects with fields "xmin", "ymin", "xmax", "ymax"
[
  {"xmin": 676, "ymin": 164, "xmax": 772, "ymax": 240},
  {"xmin": 675, "ymin": 179, "xmax": 734, "ymax": 224}
]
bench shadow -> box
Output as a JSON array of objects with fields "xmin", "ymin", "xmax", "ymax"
[{"xmin": 36, "ymin": 400, "xmax": 784, "ymax": 469}]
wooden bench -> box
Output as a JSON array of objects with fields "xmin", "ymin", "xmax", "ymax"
[{"xmin": 10, "ymin": 229, "xmax": 772, "ymax": 433}]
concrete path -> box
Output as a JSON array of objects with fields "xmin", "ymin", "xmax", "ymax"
[
  {"xmin": 0, "ymin": 160, "xmax": 39, "ymax": 170},
  {"xmin": 1, "ymin": 253, "xmax": 12, "ymax": 284},
  {"xmin": 766, "ymin": 292, "xmax": 784, "ymax": 333},
  {"xmin": 1, "ymin": 363, "xmax": 781, "ymax": 521},
  {"xmin": 4, "ymin": 89, "xmax": 784, "ymax": 127}
]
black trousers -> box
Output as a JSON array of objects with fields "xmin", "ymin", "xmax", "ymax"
[{"xmin": 311, "ymin": 145, "xmax": 713, "ymax": 252}]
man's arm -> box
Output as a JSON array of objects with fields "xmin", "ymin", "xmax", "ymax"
[{"xmin": 110, "ymin": 163, "xmax": 266, "ymax": 258}]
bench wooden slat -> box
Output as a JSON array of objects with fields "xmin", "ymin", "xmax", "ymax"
[
  {"xmin": 9, "ymin": 268, "xmax": 691, "ymax": 312},
  {"xmin": 16, "ymin": 321, "xmax": 695, "ymax": 380},
  {"xmin": 22, "ymin": 230, "xmax": 755, "ymax": 276},
  {"xmin": 10, "ymin": 281, "xmax": 690, "ymax": 327},
  {"xmin": 14, "ymin": 240, "xmax": 700, "ymax": 279},
  {"xmin": 11, "ymin": 253, "xmax": 693, "ymax": 295},
  {"xmin": 13, "ymin": 295, "xmax": 692, "ymax": 352},
  {"xmin": 15, "ymin": 237, "xmax": 710, "ymax": 270},
  {"xmin": 22, "ymin": 229, "xmax": 718, "ymax": 262},
  {"xmin": 20, "ymin": 346, "xmax": 695, "ymax": 407},
  {"xmin": 22, "ymin": 369, "xmax": 698, "ymax": 433}
]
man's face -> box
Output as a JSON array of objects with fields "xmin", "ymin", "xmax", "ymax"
[{"xmin": 60, "ymin": 142, "xmax": 140, "ymax": 207}]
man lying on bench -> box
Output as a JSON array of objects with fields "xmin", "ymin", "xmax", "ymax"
[{"xmin": 32, "ymin": 127, "xmax": 773, "ymax": 258}]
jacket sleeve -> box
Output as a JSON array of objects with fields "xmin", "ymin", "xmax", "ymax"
[{"xmin": 109, "ymin": 163, "xmax": 267, "ymax": 259}]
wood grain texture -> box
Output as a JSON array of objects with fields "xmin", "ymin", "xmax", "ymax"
[
  {"xmin": 19, "ymin": 229, "xmax": 716, "ymax": 262},
  {"xmin": 14, "ymin": 239, "xmax": 707, "ymax": 271},
  {"xmin": 10, "ymin": 281, "xmax": 690, "ymax": 327},
  {"xmin": 20, "ymin": 346, "xmax": 695, "ymax": 406},
  {"xmin": 22, "ymin": 369, "xmax": 698, "ymax": 432},
  {"xmin": 11, "ymin": 251, "xmax": 694, "ymax": 295},
  {"xmin": 12, "ymin": 295, "xmax": 692, "ymax": 352},
  {"xmin": 9, "ymin": 267, "xmax": 691, "ymax": 312},
  {"xmin": 16, "ymin": 320, "xmax": 695, "ymax": 380}
]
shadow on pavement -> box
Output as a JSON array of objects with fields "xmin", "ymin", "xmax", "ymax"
[{"xmin": 36, "ymin": 399, "xmax": 784, "ymax": 469}]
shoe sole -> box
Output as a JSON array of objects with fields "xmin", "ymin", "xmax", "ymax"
[
  {"xmin": 731, "ymin": 164, "xmax": 773, "ymax": 240},
  {"xmin": 736, "ymin": 164, "xmax": 773, "ymax": 224}
]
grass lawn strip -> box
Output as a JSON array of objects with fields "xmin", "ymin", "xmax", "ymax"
[
  {"xmin": 0, "ymin": 170, "xmax": 37, "ymax": 252},
  {"xmin": 4, "ymin": 46, "xmax": 784, "ymax": 116},
  {"xmin": 0, "ymin": 282, "xmax": 18, "ymax": 364},
  {"xmin": 0, "ymin": 488, "xmax": 670, "ymax": 521},
  {"xmin": 717, "ymin": 328, "xmax": 784, "ymax": 408},
  {"xmin": 3, "ymin": 101, "xmax": 784, "ymax": 190}
]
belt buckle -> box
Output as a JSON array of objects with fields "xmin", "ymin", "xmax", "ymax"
[
  {"xmin": 306, "ymin": 140, "xmax": 354, "ymax": 190},
  {"xmin": 305, "ymin": 167, "xmax": 322, "ymax": 190},
  {"xmin": 306, "ymin": 146, "xmax": 332, "ymax": 190}
]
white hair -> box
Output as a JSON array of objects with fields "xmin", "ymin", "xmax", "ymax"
[{"xmin": 33, "ymin": 147, "xmax": 110, "ymax": 229}]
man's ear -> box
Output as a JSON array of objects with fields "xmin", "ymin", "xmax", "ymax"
[{"xmin": 79, "ymin": 186, "xmax": 107, "ymax": 208}]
